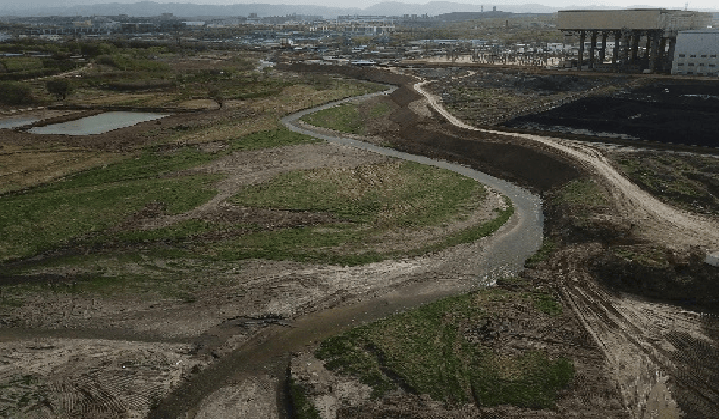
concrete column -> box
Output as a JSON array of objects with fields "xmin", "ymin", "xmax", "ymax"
[
  {"xmin": 667, "ymin": 37, "xmax": 677, "ymax": 66},
  {"xmin": 631, "ymin": 31, "xmax": 640, "ymax": 62},
  {"xmin": 613, "ymin": 31, "xmax": 620, "ymax": 65},
  {"xmin": 622, "ymin": 31, "xmax": 630, "ymax": 63},
  {"xmin": 589, "ymin": 31, "xmax": 597, "ymax": 68},
  {"xmin": 649, "ymin": 32, "xmax": 660, "ymax": 72},
  {"xmin": 578, "ymin": 30, "xmax": 585, "ymax": 70},
  {"xmin": 659, "ymin": 37, "xmax": 668, "ymax": 71},
  {"xmin": 600, "ymin": 32, "xmax": 608, "ymax": 62}
]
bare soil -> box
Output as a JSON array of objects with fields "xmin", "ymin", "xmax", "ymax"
[{"xmin": 1, "ymin": 64, "xmax": 716, "ymax": 419}]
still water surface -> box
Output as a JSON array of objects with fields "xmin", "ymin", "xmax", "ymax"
[
  {"xmin": 28, "ymin": 111, "xmax": 168, "ymax": 135},
  {"xmin": 0, "ymin": 116, "xmax": 41, "ymax": 129}
]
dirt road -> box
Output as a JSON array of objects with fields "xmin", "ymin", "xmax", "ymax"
[
  {"xmin": 414, "ymin": 79, "xmax": 718, "ymax": 419},
  {"xmin": 414, "ymin": 81, "xmax": 718, "ymax": 252}
]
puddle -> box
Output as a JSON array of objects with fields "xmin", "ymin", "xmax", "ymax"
[
  {"xmin": 0, "ymin": 116, "xmax": 41, "ymax": 129},
  {"xmin": 28, "ymin": 111, "xmax": 168, "ymax": 135}
]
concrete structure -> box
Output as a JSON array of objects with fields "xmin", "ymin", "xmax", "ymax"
[
  {"xmin": 558, "ymin": 8, "xmax": 713, "ymax": 73},
  {"xmin": 671, "ymin": 29, "xmax": 719, "ymax": 76}
]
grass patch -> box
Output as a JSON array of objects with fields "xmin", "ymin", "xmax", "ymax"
[
  {"xmin": 0, "ymin": 146, "xmax": 222, "ymax": 262},
  {"xmin": 315, "ymin": 291, "xmax": 574, "ymax": 407},
  {"xmin": 231, "ymin": 161, "xmax": 479, "ymax": 227},
  {"xmin": 426, "ymin": 197, "xmax": 513, "ymax": 253},
  {"xmin": 553, "ymin": 179, "xmax": 608, "ymax": 207},
  {"xmin": 42, "ymin": 147, "xmax": 217, "ymax": 191},
  {"xmin": 615, "ymin": 154, "xmax": 718, "ymax": 214},
  {"xmin": 531, "ymin": 293, "xmax": 563, "ymax": 316},
  {"xmin": 289, "ymin": 377, "xmax": 323, "ymax": 419},
  {"xmin": 196, "ymin": 162, "xmax": 512, "ymax": 265},
  {"xmin": 524, "ymin": 237, "xmax": 557, "ymax": 268},
  {"xmin": 300, "ymin": 103, "xmax": 364, "ymax": 134},
  {"xmin": 226, "ymin": 127, "xmax": 322, "ymax": 152},
  {"xmin": 611, "ymin": 245, "xmax": 669, "ymax": 268},
  {"xmin": 107, "ymin": 219, "xmax": 258, "ymax": 244},
  {"xmin": 0, "ymin": 174, "xmax": 219, "ymax": 262},
  {"xmin": 368, "ymin": 101, "xmax": 393, "ymax": 118}
]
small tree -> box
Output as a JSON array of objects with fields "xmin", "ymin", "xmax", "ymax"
[
  {"xmin": 208, "ymin": 88, "xmax": 224, "ymax": 109},
  {"xmin": 46, "ymin": 78, "xmax": 74, "ymax": 101}
]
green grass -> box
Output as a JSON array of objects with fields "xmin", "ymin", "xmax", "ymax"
[
  {"xmin": 611, "ymin": 245, "xmax": 669, "ymax": 268},
  {"xmin": 553, "ymin": 179, "xmax": 608, "ymax": 207},
  {"xmin": 368, "ymin": 101, "xmax": 393, "ymax": 118},
  {"xmin": 231, "ymin": 161, "xmax": 480, "ymax": 226},
  {"xmin": 300, "ymin": 103, "xmax": 364, "ymax": 134},
  {"xmin": 289, "ymin": 377, "xmax": 323, "ymax": 419},
  {"xmin": 43, "ymin": 147, "xmax": 217, "ymax": 191},
  {"xmin": 524, "ymin": 237, "xmax": 557, "ymax": 268},
  {"xmin": 226, "ymin": 127, "xmax": 322, "ymax": 152},
  {"xmin": 315, "ymin": 291, "xmax": 574, "ymax": 407},
  {"xmin": 105, "ymin": 219, "xmax": 259, "ymax": 244},
  {"xmin": 0, "ymin": 174, "xmax": 219, "ymax": 262},
  {"xmin": 0, "ymin": 146, "xmax": 222, "ymax": 262},
  {"xmin": 195, "ymin": 161, "xmax": 512, "ymax": 265},
  {"xmin": 0, "ymin": 128, "xmax": 327, "ymax": 262},
  {"xmin": 532, "ymin": 293, "xmax": 563, "ymax": 316},
  {"xmin": 616, "ymin": 155, "xmax": 718, "ymax": 214}
]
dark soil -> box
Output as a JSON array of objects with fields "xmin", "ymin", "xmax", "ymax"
[
  {"xmin": 505, "ymin": 80, "xmax": 719, "ymax": 148},
  {"xmin": 590, "ymin": 245, "xmax": 719, "ymax": 310},
  {"xmin": 388, "ymin": 86, "xmax": 583, "ymax": 194}
]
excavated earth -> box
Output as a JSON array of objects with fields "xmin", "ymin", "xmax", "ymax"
[{"xmin": 504, "ymin": 79, "xmax": 719, "ymax": 148}]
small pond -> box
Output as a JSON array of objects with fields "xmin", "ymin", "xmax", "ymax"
[
  {"xmin": 28, "ymin": 111, "xmax": 168, "ymax": 135},
  {"xmin": 0, "ymin": 116, "xmax": 41, "ymax": 129}
]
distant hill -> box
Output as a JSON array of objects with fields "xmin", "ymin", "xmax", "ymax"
[{"xmin": 1, "ymin": 1, "xmax": 717, "ymax": 18}]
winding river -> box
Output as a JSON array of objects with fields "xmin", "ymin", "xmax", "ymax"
[{"xmin": 149, "ymin": 87, "xmax": 544, "ymax": 419}]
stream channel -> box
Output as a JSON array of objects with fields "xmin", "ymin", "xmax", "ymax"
[{"xmin": 149, "ymin": 87, "xmax": 544, "ymax": 419}]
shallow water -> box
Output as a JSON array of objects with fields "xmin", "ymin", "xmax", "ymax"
[
  {"xmin": 0, "ymin": 116, "xmax": 41, "ymax": 129},
  {"xmin": 28, "ymin": 111, "xmax": 168, "ymax": 135}
]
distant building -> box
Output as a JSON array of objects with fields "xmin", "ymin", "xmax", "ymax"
[
  {"xmin": 671, "ymin": 29, "xmax": 719, "ymax": 76},
  {"xmin": 558, "ymin": 8, "xmax": 713, "ymax": 72}
]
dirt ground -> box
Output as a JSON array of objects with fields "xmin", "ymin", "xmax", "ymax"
[
  {"xmin": 405, "ymin": 69, "xmax": 718, "ymax": 419},
  {"xmin": 0, "ymin": 106, "xmax": 513, "ymax": 419},
  {"xmin": 1, "ymin": 64, "xmax": 716, "ymax": 419}
]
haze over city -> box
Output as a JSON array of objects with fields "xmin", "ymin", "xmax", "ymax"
[{"xmin": 2, "ymin": 0, "xmax": 718, "ymax": 15}]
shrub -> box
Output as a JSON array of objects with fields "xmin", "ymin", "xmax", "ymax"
[
  {"xmin": 46, "ymin": 78, "xmax": 74, "ymax": 101},
  {"xmin": 0, "ymin": 81, "xmax": 33, "ymax": 105}
]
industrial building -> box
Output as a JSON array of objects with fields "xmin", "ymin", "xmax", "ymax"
[
  {"xmin": 558, "ymin": 8, "xmax": 713, "ymax": 73},
  {"xmin": 671, "ymin": 29, "xmax": 719, "ymax": 76}
]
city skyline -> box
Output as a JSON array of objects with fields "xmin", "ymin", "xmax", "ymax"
[{"xmin": 2, "ymin": 0, "xmax": 718, "ymax": 15}]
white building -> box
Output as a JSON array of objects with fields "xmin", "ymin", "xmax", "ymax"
[{"xmin": 671, "ymin": 29, "xmax": 719, "ymax": 76}]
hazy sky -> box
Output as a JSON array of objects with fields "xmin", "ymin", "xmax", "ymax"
[{"xmin": 5, "ymin": 0, "xmax": 718, "ymax": 11}]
